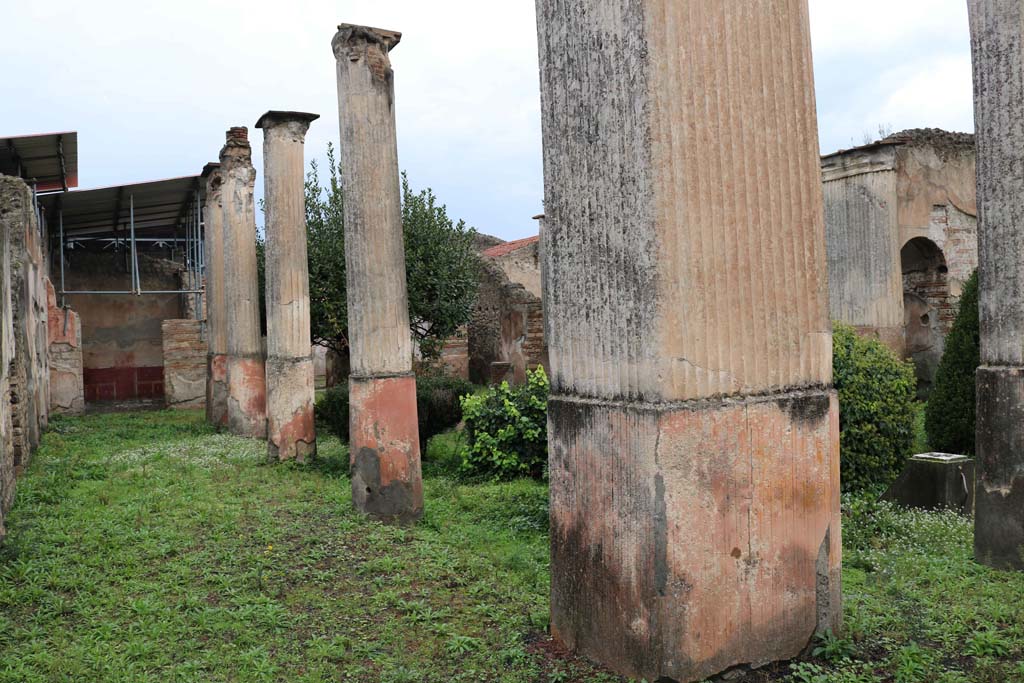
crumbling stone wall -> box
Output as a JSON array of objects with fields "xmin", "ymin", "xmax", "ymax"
[
  {"xmin": 46, "ymin": 280, "xmax": 84, "ymax": 415},
  {"xmin": 822, "ymin": 129, "xmax": 978, "ymax": 394},
  {"xmin": 0, "ymin": 178, "xmax": 14, "ymax": 542},
  {"xmin": 162, "ymin": 319, "xmax": 206, "ymax": 409},
  {"xmin": 4, "ymin": 175, "xmax": 49, "ymax": 471},
  {"xmin": 468, "ymin": 258, "xmax": 547, "ymax": 385}
]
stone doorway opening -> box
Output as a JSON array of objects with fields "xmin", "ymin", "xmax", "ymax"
[{"xmin": 902, "ymin": 236, "xmax": 952, "ymax": 397}]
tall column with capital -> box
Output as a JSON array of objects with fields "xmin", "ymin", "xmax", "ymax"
[
  {"xmin": 969, "ymin": 0, "xmax": 1024, "ymax": 570},
  {"xmin": 332, "ymin": 24, "xmax": 422, "ymax": 523},
  {"xmin": 220, "ymin": 127, "xmax": 267, "ymax": 438},
  {"xmin": 203, "ymin": 162, "xmax": 229, "ymax": 427},
  {"xmin": 535, "ymin": 1, "xmax": 841, "ymax": 680},
  {"xmin": 257, "ymin": 110, "xmax": 319, "ymax": 463}
]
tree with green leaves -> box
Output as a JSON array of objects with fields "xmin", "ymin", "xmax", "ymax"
[{"xmin": 259, "ymin": 143, "xmax": 480, "ymax": 367}]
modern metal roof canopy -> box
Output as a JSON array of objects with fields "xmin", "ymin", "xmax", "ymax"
[
  {"xmin": 39, "ymin": 174, "xmax": 205, "ymax": 239},
  {"xmin": 0, "ymin": 131, "xmax": 78, "ymax": 192},
  {"xmin": 40, "ymin": 174, "xmax": 211, "ymax": 308}
]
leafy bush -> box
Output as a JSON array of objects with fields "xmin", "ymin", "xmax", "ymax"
[
  {"xmin": 833, "ymin": 323, "xmax": 916, "ymax": 492},
  {"xmin": 314, "ymin": 374, "xmax": 473, "ymax": 448},
  {"xmin": 315, "ymin": 384, "xmax": 349, "ymax": 443},
  {"xmin": 416, "ymin": 374, "xmax": 474, "ymax": 444},
  {"xmin": 460, "ymin": 367, "xmax": 549, "ymax": 480},
  {"xmin": 925, "ymin": 270, "xmax": 979, "ymax": 455}
]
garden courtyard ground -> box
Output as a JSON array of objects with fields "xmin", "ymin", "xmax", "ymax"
[{"xmin": 1, "ymin": 410, "xmax": 1023, "ymax": 683}]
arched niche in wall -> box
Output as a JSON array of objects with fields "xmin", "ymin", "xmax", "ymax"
[{"xmin": 901, "ymin": 236, "xmax": 951, "ymax": 397}]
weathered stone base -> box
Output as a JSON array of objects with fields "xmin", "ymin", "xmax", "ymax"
[
  {"xmin": 975, "ymin": 366, "xmax": 1024, "ymax": 570},
  {"xmin": 349, "ymin": 374, "xmax": 423, "ymax": 525},
  {"xmin": 226, "ymin": 355, "xmax": 267, "ymax": 438},
  {"xmin": 266, "ymin": 356, "xmax": 316, "ymax": 463},
  {"xmin": 207, "ymin": 354, "xmax": 229, "ymax": 427},
  {"xmin": 549, "ymin": 389, "xmax": 842, "ymax": 683}
]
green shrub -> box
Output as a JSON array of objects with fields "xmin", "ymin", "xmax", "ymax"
[
  {"xmin": 833, "ymin": 323, "xmax": 916, "ymax": 492},
  {"xmin": 460, "ymin": 367, "xmax": 549, "ymax": 480},
  {"xmin": 416, "ymin": 374, "xmax": 474, "ymax": 444},
  {"xmin": 314, "ymin": 374, "xmax": 474, "ymax": 447},
  {"xmin": 925, "ymin": 270, "xmax": 979, "ymax": 455},
  {"xmin": 315, "ymin": 384, "xmax": 350, "ymax": 443}
]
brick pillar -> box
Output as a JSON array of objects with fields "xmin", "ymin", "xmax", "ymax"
[
  {"xmin": 220, "ymin": 127, "xmax": 267, "ymax": 438},
  {"xmin": 535, "ymin": 2, "xmax": 841, "ymax": 680},
  {"xmin": 256, "ymin": 110, "xmax": 319, "ymax": 463},
  {"xmin": 332, "ymin": 24, "xmax": 422, "ymax": 524},
  {"xmin": 203, "ymin": 163, "xmax": 229, "ymax": 427},
  {"xmin": 969, "ymin": 0, "xmax": 1024, "ymax": 570}
]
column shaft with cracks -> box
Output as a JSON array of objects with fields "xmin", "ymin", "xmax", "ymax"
[
  {"xmin": 333, "ymin": 24, "xmax": 422, "ymax": 524},
  {"xmin": 257, "ymin": 111, "xmax": 319, "ymax": 463},
  {"xmin": 535, "ymin": 2, "xmax": 841, "ymax": 680},
  {"xmin": 220, "ymin": 127, "xmax": 267, "ymax": 438},
  {"xmin": 969, "ymin": 0, "xmax": 1024, "ymax": 570}
]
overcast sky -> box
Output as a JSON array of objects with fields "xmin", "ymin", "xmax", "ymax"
[{"xmin": 0, "ymin": 0, "xmax": 973, "ymax": 242}]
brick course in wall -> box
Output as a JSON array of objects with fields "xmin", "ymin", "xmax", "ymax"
[{"xmin": 162, "ymin": 319, "xmax": 206, "ymax": 409}]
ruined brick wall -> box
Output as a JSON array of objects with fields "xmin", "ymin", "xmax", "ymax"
[
  {"xmin": 61, "ymin": 251, "xmax": 185, "ymax": 402},
  {"xmin": 439, "ymin": 329, "xmax": 469, "ymax": 380},
  {"xmin": 468, "ymin": 259, "xmax": 505, "ymax": 384},
  {"xmin": 467, "ymin": 258, "xmax": 546, "ymax": 385},
  {"xmin": 895, "ymin": 131, "xmax": 978, "ymax": 298},
  {"xmin": 487, "ymin": 238, "xmax": 542, "ymax": 299},
  {"xmin": 162, "ymin": 319, "xmax": 206, "ymax": 409},
  {"xmin": 46, "ymin": 280, "xmax": 84, "ymax": 415},
  {"xmin": 895, "ymin": 132, "xmax": 978, "ymax": 394},
  {"xmin": 4, "ymin": 175, "xmax": 49, "ymax": 472}
]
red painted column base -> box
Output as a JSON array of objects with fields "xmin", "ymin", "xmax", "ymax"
[
  {"xmin": 207, "ymin": 353, "xmax": 229, "ymax": 428},
  {"xmin": 226, "ymin": 355, "xmax": 267, "ymax": 438},
  {"xmin": 349, "ymin": 374, "xmax": 423, "ymax": 524},
  {"xmin": 549, "ymin": 389, "xmax": 842, "ymax": 683},
  {"xmin": 266, "ymin": 357, "xmax": 316, "ymax": 463}
]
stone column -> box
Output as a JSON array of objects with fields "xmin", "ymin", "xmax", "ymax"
[
  {"xmin": 256, "ymin": 110, "xmax": 319, "ymax": 463},
  {"xmin": 535, "ymin": 3, "xmax": 841, "ymax": 681},
  {"xmin": 203, "ymin": 162, "xmax": 229, "ymax": 427},
  {"xmin": 969, "ymin": 0, "xmax": 1024, "ymax": 570},
  {"xmin": 332, "ymin": 24, "xmax": 422, "ymax": 524},
  {"xmin": 220, "ymin": 127, "xmax": 267, "ymax": 438}
]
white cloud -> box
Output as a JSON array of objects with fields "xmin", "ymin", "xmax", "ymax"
[{"xmin": 0, "ymin": 0, "xmax": 976, "ymax": 239}]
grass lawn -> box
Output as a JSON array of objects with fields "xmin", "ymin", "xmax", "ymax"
[{"xmin": 1, "ymin": 411, "xmax": 1024, "ymax": 683}]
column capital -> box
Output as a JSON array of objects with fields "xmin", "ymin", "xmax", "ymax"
[
  {"xmin": 202, "ymin": 162, "xmax": 224, "ymax": 199},
  {"xmin": 255, "ymin": 110, "xmax": 320, "ymax": 133},
  {"xmin": 332, "ymin": 24, "xmax": 401, "ymax": 56},
  {"xmin": 332, "ymin": 25, "xmax": 401, "ymax": 82}
]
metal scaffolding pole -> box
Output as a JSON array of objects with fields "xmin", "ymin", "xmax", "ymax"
[
  {"xmin": 130, "ymin": 193, "xmax": 140, "ymax": 295},
  {"xmin": 194, "ymin": 189, "xmax": 202, "ymax": 320},
  {"xmin": 59, "ymin": 208, "xmax": 65, "ymax": 307}
]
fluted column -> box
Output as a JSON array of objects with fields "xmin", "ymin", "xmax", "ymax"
[
  {"xmin": 220, "ymin": 127, "xmax": 267, "ymax": 438},
  {"xmin": 203, "ymin": 162, "xmax": 229, "ymax": 427},
  {"xmin": 257, "ymin": 111, "xmax": 319, "ymax": 463},
  {"xmin": 969, "ymin": 0, "xmax": 1024, "ymax": 570},
  {"xmin": 536, "ymin": 2, "xmax": 841, "ymax": 680},
  {"xmin": 332, "ymin": 24, "xmax": 422, "ymax": 523}
]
